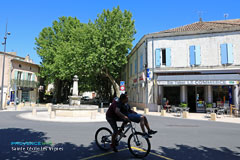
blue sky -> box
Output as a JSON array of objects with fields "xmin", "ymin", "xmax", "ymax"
[{"xmin": 0, "ymin": 0, "xmax": 239, "ymax": 64}]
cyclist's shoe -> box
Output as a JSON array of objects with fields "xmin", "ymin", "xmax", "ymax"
[
  {"xmin": 119, "ymin": 131, "xmax": 127, "ymax": 138},
  {"xmin": 111, "ymin": 144, "xmax": 118, "ymax": 152},
  {"xmin": 148, "ymin": 129, "xmax": 157, "ymax": 135},
  {"xmin": 142, "ymin": 133, "xmax": 152, "ymax": 138}
]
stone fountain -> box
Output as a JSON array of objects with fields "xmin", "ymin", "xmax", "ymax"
[{"xmin": 52, "ymin": 75, "xmax": 98, "ymax": 117}]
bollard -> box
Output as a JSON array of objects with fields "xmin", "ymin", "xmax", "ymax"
[
  {"xmin": 32, "ymin": 108, "xmax": 37, "ymax": 116},
  {"xmin": 183, "ymin": 111, "xmax": 189, "ymax": 118},
  {"xmin": 161, "ymin": 110, "xmax": 166, "ymax": 116},
  {"xmin": 48, "ymin": 105, "xmax": 52, "ymax": 113},
  {"xmin": 211, "ymin": 113, "xmax": 217, "ymax": 121},
  {"xmin": 144, "ymin": 108, "xmax": 149, "ymax": 114},
  {"xmin": 101, "ymin": 102, "xmax": 103, "ymax": 108},
  {"xmin": 133, "ymin": 107, "xmax": 137, "ymax": 112},
  {"xmin": 157, "ymin": 105, "xmax": 160, "ymax": 112},
  {"xmin": 46, "ymin": 103, "xmax": 49, "ymax": 108},
  {"xmin": 17, "ymin": 105, "xmax": 22, "ymax": 111},
  {"xmin": 50, "ymin": 110, "xmax": 56, "ymax": 119},
  {"xmin": 100, "ymin": 108, "xmax": 104, "ymax": 114},
  {"xmin": 91, "ymin": 112, "xmax": 97, "ymax": 120}
]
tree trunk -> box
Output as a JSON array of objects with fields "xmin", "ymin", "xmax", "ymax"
[{"xmin": 103, "ymin": 71, "xmax": 120, "ymax": 97}]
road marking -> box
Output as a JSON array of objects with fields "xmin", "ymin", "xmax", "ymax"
[
  {"xmin": 131, "ymin": 147, "xmax": 174, "ymax": 160},
  {"xmin": 80, "ymin": 148, "xmax": 128, "ymax": 160},
  {"xmin": 149, "ymin": 152, "xmax": 174, "ymax": 160},
  {"xmin": 81, "ymin": 147, "xmax": 173, "ymax": 160}
]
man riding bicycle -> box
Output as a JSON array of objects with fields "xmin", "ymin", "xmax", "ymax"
[{"xmin": 106, "ymin": 93, "xmax": 157, "ymax": 152}]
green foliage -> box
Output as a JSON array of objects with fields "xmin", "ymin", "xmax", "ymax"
[
  {"xmin": 86, "ymin": 6, "xmax": 136, "ymax": 80},
  {"xmin": 206, "ymin": 103, "xmax": 213, "ymax": 108},
  {"xmin": 35, "ymin": 6, "xmax": 136, "ymax": 99},
  {"xmin": 180, "ymin": 103, "xmax": 188, "ymax": 108}
]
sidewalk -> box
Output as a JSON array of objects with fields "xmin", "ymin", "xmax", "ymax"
[{"xmin": 137, "ymin": 110, "xmax": 240, "ymax": 124}]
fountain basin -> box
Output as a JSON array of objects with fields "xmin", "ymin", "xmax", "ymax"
[{"xmin": 52, "ymin": 104, "xmax": 99, "ymax": 117}]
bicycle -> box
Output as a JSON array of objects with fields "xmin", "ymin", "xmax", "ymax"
[{"xmin": 95, "ymin": 121, "xmax": 151, "ymax": 158}]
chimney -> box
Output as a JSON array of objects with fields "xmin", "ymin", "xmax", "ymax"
[{"xmin": 25, "ymin": 54, "xmax": 30, "ymax": 62}]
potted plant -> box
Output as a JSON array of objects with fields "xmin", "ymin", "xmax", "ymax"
[
  {"xmin": 180, "ymin": 103, "xmax": 188, "ymax": 108},
  {"xmin": 206, "ymin": 103, "xmax": 213, "ymax": 108}
]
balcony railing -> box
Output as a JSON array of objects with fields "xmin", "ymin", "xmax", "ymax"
[{"xmin": 11, "ymin": 79, "xmax": 39, "ymax": 88}]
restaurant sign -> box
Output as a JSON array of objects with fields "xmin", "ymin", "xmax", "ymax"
[{"xmin": 157, "ymin": 80, "xmax": 239, "ymax": 86}]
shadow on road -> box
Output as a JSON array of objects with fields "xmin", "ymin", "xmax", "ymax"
[
  {"xmin": 0, "ymin": 128, "xmax": 240, "ymax": 160},
  {"xmin": 153, "ymin": 144, "xmax": 240, "ymax": 160}
]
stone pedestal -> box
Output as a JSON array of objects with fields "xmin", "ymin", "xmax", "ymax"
[
  {"xmin": 133, "ymin": 107, "xmax": 137, "ymax": 112},
  {"xmin": 17, "ymin": 105, "xmax": 22, "ymax": 111},
  {"xmin": 211, "ymin": 113, "xmax": 216, "ymax": 121},
  {"xmin": 183, "ymin": 111, "xmax": 189, "ymax": 118},
  {"xmin": 100, "ymin": 108, "xmax": 104, "ymax": 114},
  {"xmin": 48, "ymin": 106, "xmax": 52, "ymax": 113},
  {"xmin": 161, "ymin": 110, "xmax": 166, "ymax": 116},
  {"xmin": 144, "ymin": 108, "xmax": 149, "ymax": 114}
]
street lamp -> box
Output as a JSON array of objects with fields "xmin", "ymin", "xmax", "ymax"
[{"xmin": 0, "ymin": 23, "xmax": 10, "ymax": 110}]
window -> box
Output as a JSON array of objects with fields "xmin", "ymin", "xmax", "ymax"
[
  {"xmin": 130, "ymin": 63, "xmax": 133, "ymax": 77},
  {"xmin": 17, "ymin": 72, "xmax": 22, "ymax": 80},
  {"xmin": 27, "ymin": 73, "xmax": 32, "ymax": 81},
  {"xmin": 19, "ymin": 64, "xmax": 22, "ymax": 68},
  {"xmin": 155, "ymin": 48, "xmax": 171, "ymax": 67},
  {"xmin": 221, "ymin": 43, "xmax": 233, "ymax": 65},
  {"xmin": 134, "ymin": 58, "xmax": 137, "ymax": 74},
  {"xmin": 189, "ymin": 45, "xmax": 201, "ymax": 66},
  {"xmin": 140, "ymin": 54, "xmax": 143, "ymax": 71},
  {"xmin": 162, "ymin": 49, "xmax": 166, "ymax": 65}
]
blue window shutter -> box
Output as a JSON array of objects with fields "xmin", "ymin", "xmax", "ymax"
[
  {"xmin": 166, "ymin": 48, "xmax": 171, "ymax": 66},
  {"xmin": 140, "ymin": 54, "xmax": 143, "ymax": 71},
  {"xmin": 195, "ymin": 46, "xmax": 201, "ymax": 65},
  {"xmin": 227, "ymin": 43, "xmax": 233, "ymax": 64},
  {"xmin": 189, "ymin": 46, "xmax": 195, "ymax": 66},
  {"xmin": 14, "ymin": 71, "xmax": 18, "ymax": 79},
  {"xmin": 155, "ymin": 49, "xmax": 161, "ymax": 67},
  {"xmin": 221, "ymin": 44, "xmax": 228, "ymax": 64}
]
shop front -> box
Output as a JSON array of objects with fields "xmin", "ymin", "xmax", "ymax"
[{"xmin": 157, "ymin": 74, "xmax": 240, "ymax": 113}]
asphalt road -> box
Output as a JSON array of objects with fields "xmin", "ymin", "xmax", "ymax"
[{"xmin": 0, "ymin": 110, "xmax": 240, "ymax": 160}]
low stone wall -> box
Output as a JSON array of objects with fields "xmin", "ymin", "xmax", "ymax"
[{"xmin": 128, "ymin": 102, "xmax": 158, "ymax": 112}]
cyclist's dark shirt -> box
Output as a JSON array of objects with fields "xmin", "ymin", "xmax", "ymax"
[{"xmin": 106, "ymin": 101, "xmax": 132, "ymax": 119}]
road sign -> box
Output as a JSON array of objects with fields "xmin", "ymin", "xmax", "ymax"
[
  {"xmin": 120, "ymin": 86, "xmax": 125, "ymax": 91},
  {"xmin": 120, "ymin": 81, "xmax": 125, "ymax": 94}
]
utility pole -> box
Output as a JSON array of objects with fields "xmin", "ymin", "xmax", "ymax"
[{"xmin": 0, "ymin": 22, "xmax": 11, "ymax": 110}]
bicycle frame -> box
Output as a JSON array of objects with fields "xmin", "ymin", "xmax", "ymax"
[{"xmin": 116, "ymin": 122, "xmax": 140, "ymax": 145}]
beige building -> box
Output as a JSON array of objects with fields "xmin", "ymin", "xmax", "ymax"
[
  {"xmin": 123, "ymin": 19, "xmax": 240, "ymax": 112},
  {"xmin": 0, "ymin": 52, "xmax": 40, "ymax": 108}
]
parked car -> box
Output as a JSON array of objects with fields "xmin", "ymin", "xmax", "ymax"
[{"xmin": 81, "ymin": 96, "xmax": 90, "ymax": 101}]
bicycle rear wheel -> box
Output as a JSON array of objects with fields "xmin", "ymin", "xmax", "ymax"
[
  {"xmin": 95, "ymin": 127, "xmax": 112, "ymax": 150},
  {"xmin": 128, "ymin": 132, "xmax": 151, "ymax": 158}
]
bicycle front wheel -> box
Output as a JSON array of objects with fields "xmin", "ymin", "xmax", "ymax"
[
  {"xmin": 95, "ymin": 127, "xmax": 112, "ymax": 150},
  {"xmin": 128, "ymin": 132, "xmax": 151, "ymax": 158}
]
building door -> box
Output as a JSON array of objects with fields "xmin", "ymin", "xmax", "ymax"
[
  {"xmin": 196, "ymin": 86, "xmax": 205, "ymax": 113},
  {"xmin": 188, "ymin": 86, "xmax": 196, "ymax": 112},
  {"xmin": 22, "ymin": 90, "xmax": 29, "ymax": 102}
]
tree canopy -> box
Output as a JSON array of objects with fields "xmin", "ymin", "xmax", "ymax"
[{"xmin": 35, "ymin": 6, "xmax": 136, "ymax": 102}]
